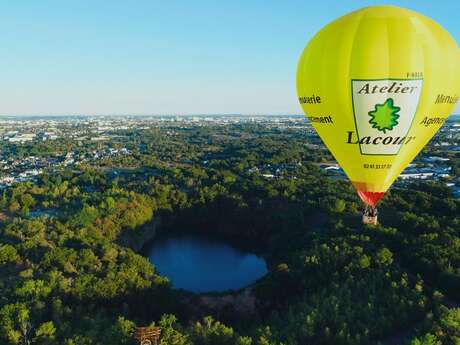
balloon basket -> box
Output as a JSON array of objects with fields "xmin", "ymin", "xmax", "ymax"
[
  {"xmin": 362, "ymin": 214, "xmax": 378, "ymax": 225},
  {"xmin": 362, "ymin": 205, "xmax": 378, "ymax": 225}
]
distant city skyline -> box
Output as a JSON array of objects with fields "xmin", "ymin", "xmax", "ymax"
[{"xmin": 0, "ymin": 0, "xmax": 459, "ymax": 115}]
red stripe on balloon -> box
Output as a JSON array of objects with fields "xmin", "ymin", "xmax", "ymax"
[{"xmin": 357, "ymin": 190, "xmax": 385, "ymax": 206}]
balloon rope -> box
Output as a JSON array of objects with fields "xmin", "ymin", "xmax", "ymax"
[{"xmin": 364, "ymin": 204, "xmax": 377, "ymax": 217}]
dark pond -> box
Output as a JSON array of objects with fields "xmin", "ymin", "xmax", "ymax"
[
  {"xmin": 28, "ymin": 209, "xmax": 60, "ymax": 219},
  {"xmin": 146, "ymin": 235, "xmax": 268, "ymax": 293}
]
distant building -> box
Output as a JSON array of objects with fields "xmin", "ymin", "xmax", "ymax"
[
  {"xmin": 9, "ymin": 133, "xmax": 36, "ymax": 142},
  {"xmin": 399, "ymin": 172, "xmax": 434, "ymax": 180}
]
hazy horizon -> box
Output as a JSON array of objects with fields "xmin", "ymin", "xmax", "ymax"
[{"xmin": 1, "ymin": 113, "xmax": 460, "ymax": 118}]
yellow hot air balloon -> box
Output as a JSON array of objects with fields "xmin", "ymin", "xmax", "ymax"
[{"xmin": 297, "ymin": 5, "xmax": 460, "ymax": 224}]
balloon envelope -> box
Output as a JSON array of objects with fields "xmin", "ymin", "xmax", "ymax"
[{"xmin": 297, "ymin": 5, "xmax": 460, "ymax": 206}]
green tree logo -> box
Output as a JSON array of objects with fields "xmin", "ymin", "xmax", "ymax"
[{"xmin": 368, "ymin": 98, "xmax": 400, "ymax": 133}]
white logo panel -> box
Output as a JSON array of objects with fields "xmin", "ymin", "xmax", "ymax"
[{"xmin": 351, "ymin": 79, "xmax": 422, "ymax": 155}]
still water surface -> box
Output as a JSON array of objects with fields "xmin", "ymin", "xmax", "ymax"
[{"xmin": 147, "ymin": 235, "xmax": 268, "ymax": 293}]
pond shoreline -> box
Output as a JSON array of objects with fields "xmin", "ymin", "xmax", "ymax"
[
  {"xmin": 120, "ymin": 217, "xmax": 270, "ymax": 318},
  {"xmin": 117, "ymin": 218, "xmax": 160, "ymax": 252}
]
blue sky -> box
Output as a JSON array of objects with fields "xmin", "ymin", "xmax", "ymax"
[{"xmin": 0, "ymin": 0, "xmax": 459, "ymax": 115}]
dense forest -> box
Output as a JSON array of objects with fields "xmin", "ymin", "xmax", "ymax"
[{"xmin": 0, "ymin": 123, "xmax": 459, "ymax": 344}]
